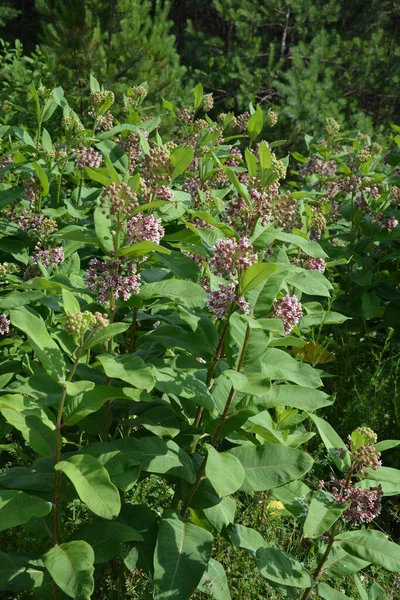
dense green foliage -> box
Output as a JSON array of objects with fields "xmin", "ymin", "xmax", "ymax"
[{"xmin": 0, "ymin": 76, "xmax": 399, "ymax": 599}]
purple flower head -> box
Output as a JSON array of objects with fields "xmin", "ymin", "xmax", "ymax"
[
  {"xmin": 209, "ymin": 238, "xmax": 257, "ymax": 279},
  {"xmin": 74, "ymin": 145, "xmax": 103, "ymax": 169},
  {"xmin": 126, "ymin": 214, "xmax": 164, "ymax": 245},
  {"xmin": 273, "ymin": 294, "xmax": 303, "ymax": 335},
  {"xmin": 32, "ymin": 246, "xmax": 65, "ymax": 269},
  {"xmin": 332, "ymin": 481, "xmax": 382, "ymax": 524},
  {"xmin": 0, "ymin": 314, "xmax": 10, "ymax": 335},
  {"xmin": 85, "ymin": 257, "xmax": 141, "ymax": 304},
  {"xmin": 207, "ymin": 283, "xmax": 249, "ymax": 319},
  {"xmin": 376, "ymin": 214, "xmax": 399, "ymax": 232}
]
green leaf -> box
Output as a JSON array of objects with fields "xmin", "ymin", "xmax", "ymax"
[
  {"xmin": 258, "ymin": 140, "xmax": 272, "ymax": 169},
  {"xmin": 85, "ymin": 322, "xmax": 130, "ymax": 349},
  {"xmin": 9, "ymin": 308, "xmax": 65, "ymax": 381},
  {"xmin": 170, "ymin": 146, "xmax": 194, "ymax": 180},
  {"xmin": 140, "ymin": 280, "xmax": 207, "ymax": 309},
  {"xmin": 228, "ymin": 444, "xmax": 313, "ymax": 492},
  {"xmin": 55, "ymin": 454, "xmax": 121, "ymax": 520},
  {"xmin": 322, "ymin": 543, "xmax": 370, "ymax": 577},
  {"xmin": 336, "ymin": 530, "xmax": 400, "ymax": 572},
  {"xmin": 83, "ymin": 166, "xmax": 112, "ymax": 186},
  {"xmin": 97, "ymin": 354, "xmax": 154, "ymax": 390},
  {"xmin": 203, "ymin": 497, "xmax": 236, "ymax": 533},
  {"xmin": 308, "ymin": 413, "xmax": 350, "ymax": 471},
  {"xmin": 155, "ymin": 368, "xmax": 213, "ymax": 410},
  {"xmin": 244, "ymin": 148, "xmax": 258, "ymax": 177},
  {"xmin": 355, "ymin": 466, "xmax": 400, "ymax": 496},
  {"xmin": 0, "ymin": 186, "xmax": 25, "ymax": 210},
  {"xmin": 153, "ymin": 510, "xmax": 213, "ymax": 600},
  {"xmin": 119, "ymin": 241, "xmax": 171, "ymax": 258},
  {"xmin": 223, "ymin": 370, "xmax": 271, "ymax": 397},
  {"xmin": 43, "ymin": 541, "xmax": 94, "ymax": 600},
  {"xmin": 275, "ymin": 232, "xmax": 327, "ymax": 258},
  {"xmin": 94, "ymin": 205, "xmax": 114, "ymax": 253},
  {"xmin": 303, "ymin": 491, "xmax": 345, "ymax": 538},
  {"xmin": 64, "ymin": 386, "xmax": 129, "ymax": 426},
  {"xmin": 375, "ymin": 440, "xmax": 400, "ymax": 452},
  {"xmin": 241, "ymin": 263, "xmax": 278, "ymax": 293},
  {"xmin": 205, "ymin": 445, "xmax": 245, "ymax": 497},
  {"xmin": 0, "ymin": 394, "xmax": 56, "ymax": 456},
  {"xmin": 261, "ymin": 348, "xmax": 323, "ymax": 388},
  {"xmin": 31, "ymin": 161, "xmax": 49, "ymax": 195},
  {"xmin": 225, "ymin": 524, "xmax": 267, "ymax": 557},
  {"xmin": 0, "ymin": 291, "xmax": 43, "ymax": 310},
  {"xmin": 0, "ymin": 552, "xmax": 45, "ymax": 592},
  {"xmin": 73, "ymin": 519, "xmax": 142, "ymax": 563},
  {"xmin": 192, "ymin": 83, "xmax": 204, "ymax": 110},
  {"xmin": 263, "ymin": 385, "xmax": 332, "ymax": 411},
  {"xmin": 62, "ymin": 288, "xmax": 80, "ymax": 314},
  {"xmin": 353, "ymin": 574, "xmax": 369, "ymax": 600},
  {"xmin": 286, "ymin": 269, "xmax": 332, "ymax": 297},
  {"xmin": 369, "ymin": 583, "xmax": 386, "ymax": 600},
  {"xmin": 247, "ymin": 105, "xmax": 263, "ymax": 139},
  {"xmin": 361, "ymin": 292, "xmax": 380, "ymax": 319},
  {"xmin": 224, "ymin": 168, "xmax": 250, "ymax": 203},
  {"xmin": 256, "ymin": 547, "xmax": 313, "ymax": 588},
  {"xmin": 0, "ymin": 490, "xmax": 52, "ymax": 531},
  {"xmin": 318, "ymin": 583, "xmax": 353, "ymax": 600},
  {"xmin": 197, "ymin": 558, "xmax": 231, "ymax": 600}
]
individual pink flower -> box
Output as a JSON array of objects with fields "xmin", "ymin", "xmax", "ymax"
[{"xmin": 273, "ymin": 294, "xmax": 303, "ymax": 335}]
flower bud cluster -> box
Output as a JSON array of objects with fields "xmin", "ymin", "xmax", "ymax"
[
  {"xmin": 0, "ymin": 314, "xmax": 10, "ymax": 335},
  {"xmin": 131, "ymin": 85, "xmax": 147, "ymax": 100},
  {"xmin": 209, "ymin": 238, "xmax": 257, "ymax": 278},
  {"xmin": 266, "ymin": 111, "xmax": 278, "ymax": 127},
  {"xmin": 207, "ymin": 283, "xmax": 249, "ymax": 319},
  {"xmin": 85, "ymin": 257, "xmax": 141, "ymax": 304},
  {"xmin": 310, "ymin": 212, "xmax": 327, "ymax": 240},
  {"xmin": 325, "ymin": 118, "xmax": 340, "ymax": 137},
  {"xmin": 23, "ymin": 176, "xmax": 40, "ymax": 205},
  {"xmin": 178, "ymin": 107, "xmax": 194, "ymax": 124},
  {"xmin": 224, "ymin": 147, "xmax": 242, "ymax": 167},
  {"xmin": 65, "ymin": 310, "xmax": 109, "ymax": 339},
  {"xmin": 100, "ymin": 182, "xmax": 138, "ymax": 219},
  {"xmin": 98, "ymin": 111, "xmax": 114, "ymax": 131},
  {"xmin": 352, "ymin": 444, "xmax": 382, "ymax": 475},
  {"xmin": 89, "ymin": 90, "xmax": 114, "ymax": 111},
  {"xmin": 140, "ymin": 143, "xmax": 176, "ymax": 189},
  {"xmin": 273, "ymin": 294, "xmax": 303, "ymax": 335},
  {"xmin": 202, "ymin": 95, "xmax": 214, "ymax": 112},
  {"xmin": 234, "ymin": 112, "xmax": 250, "ymax": 133},
  {"xmin": 74, "ymin": 145, "xmax": 103, "ymax": 169},
  {"xmin": 0, "ymin": 264, "xmax": 6, "ymax": 275},
  {"xmin": 299, "ymin": 155, "xmax": 336, "ymax": 178}
]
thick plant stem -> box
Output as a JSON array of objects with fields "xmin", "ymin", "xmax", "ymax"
[
  {"xmin": 300, "ymin": 523, "xmax": 338, "ymax": 600},
  {"xmin": 180, "ymin": 325, "xmax": 251, "ymax": 515},
  {"xmin": 52, "ymin": 348, "xmax": 82, "ymax": 554},
  {"xmin": 193, "ymin": 318, "xmax": 230, "ymax": 430}
]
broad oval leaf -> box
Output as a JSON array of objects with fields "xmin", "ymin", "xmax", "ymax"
[
  {"xmin": 205, "ymin": 445, "xmax": 245, "ymax": 497},
  {"xmin": 228, "ymin": 444, "xmax": 313, "ymax": 492},
  {"xmin": 256, "ymin": 547, "xmax": 313, "ymax": 588},
  {"xmin": 153, "ymin": 510, "xmax": 213, "ymax": 600},
  {"xmin": 197, "ymin": 558, "xmax": 231, "ymax": 600},
  {"xmin": 0, "ymin": 552, "xmax": 45, "ymax": 592},
  {"xmin": 318, "ymin": 583, "xmax": 352, "ymax": 600},
  {"xmin": 336, "ymin": 530, "xmax": 400, "ymax": 572},
  {"xmin": 0, "ymin": 490, "xmax": 52, "ymax": 531},
  {"xmin": 55, "ymin": 454, "xmax": 121, "ymax": 520},
  {"xmin": 43, "ymin": 541, "xmax": 94, "ymax": 600},
  {"xmin": 303, "ymin": 490, "xmax": 345, "ymax": 539}
]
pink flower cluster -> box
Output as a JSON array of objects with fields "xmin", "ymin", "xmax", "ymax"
[
  {"xmin": 273, "ymin": 294, "xmax": 303, "ymax": 335},
  {"xmin": 331, "ymin": 480, "xmax": 382, "ymax": 524},
  {"xmin": 306, "ymin": 258, "xmax": 326, "ymax": 273},
  {"xmin": 74, "ymin": 145, "xmax": 103, "ymax": 169},
  {"xmin": 85, "ymin": 257, "xmax": 141, "ymax": 304},
  {"xmin": 156, "ymin": 187, "xmax": 174, "ymax": 201},
  {"xmin": 0, "ymin": 314, "xmax": 10, "ymax": 335},
  {"xmin": 209, "ymin": 238, "xmax": 257, "ymax": 279},
  {"xmin": 32, "ymin": 246, "xmax": 65, "ymax": 268},
  {"xmin": 207, "ymin": 283, "xmax": 249, "ymax": 319},
  {"xmin": 374, "ymin": 213, "xmax": 399, "ymax": 232},
  {"xmin": 126, "ymin": 214, "xmax": 164, "ymax": 245}
]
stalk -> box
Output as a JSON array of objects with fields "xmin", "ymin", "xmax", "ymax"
[
  {"xmin": 179, "ymin": 325, "xmax": 251, "ymax": 515},
  {"xmin": 53, "ymin": 349, "xmax": 82, "ymax": 548},
  {"xmin": 300, "ymin": 523, "xmax": 338, "ymax": 600}
]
